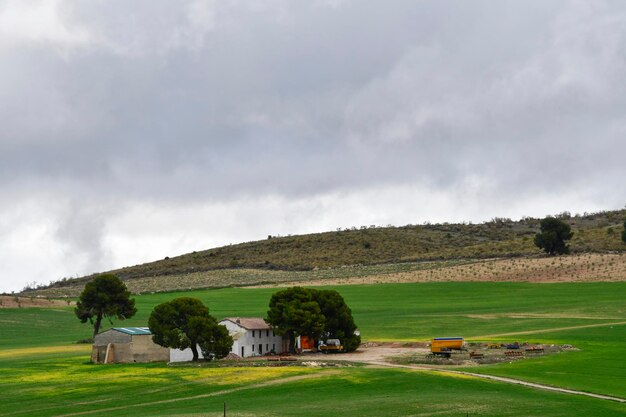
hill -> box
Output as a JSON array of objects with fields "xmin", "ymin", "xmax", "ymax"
[{"xmin": 24, "ymin": 209, "xmax": 626, "ymax": 297}]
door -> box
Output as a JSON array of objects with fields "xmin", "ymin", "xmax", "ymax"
[
  {"xmin": 241, "ymin": 346, "xmax": 244, "ymax": 357},
  {"xmin": 259, "ymin": 344, "xmax": 263, "ymax": 354}
]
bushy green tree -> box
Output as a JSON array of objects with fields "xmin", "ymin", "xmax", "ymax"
[
  {"xmin": 75, "ymin": 274, "xmax": 137, "ymax": 337},
  {"xmin": 199, "ymin": 322, "xmax": 233, "ymax": 360},
  {"xmin": 266, "ymin": 287, "xmax": 325, "ymax": 353},
  {"xmin": 266, "ymin": 287, "xmax": 361, "ymax": 353},
  {"xmin": 314, "ymin": 289, "xmax": 361, "ymax": 352},
  {"xmin": 148, "ymin": 297, "xmax": 232, "ymax": 361},
  {"xmin": 534, "ymin": 217, "xmax": 574, "ymax": 255}
]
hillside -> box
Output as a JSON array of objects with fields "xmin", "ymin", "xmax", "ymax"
[{"xmin": 25, "ymin": 209, "xmax": 626, "ymax": 297}]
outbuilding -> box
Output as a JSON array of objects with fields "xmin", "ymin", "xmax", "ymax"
[{"xmin": 91, "ymin": 327, "xmax": 169, "ymax": 364}]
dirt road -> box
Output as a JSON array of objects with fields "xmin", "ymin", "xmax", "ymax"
[
  {"xmin": 313, "ymin": 343, "xmax": 626, "ymax": 404},
  {"xmin": 471, "ymin": 320, "xmax": 626, "ymax": 339}
]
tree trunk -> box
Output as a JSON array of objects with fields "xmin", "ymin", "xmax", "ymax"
[
  {"xmin": 288, "ymin": 331, "xmax": 296, "ymax": 354},
  {"xmin": 190, "ymin": 343, "xmax": 199, "ymax": 361},
  {"xmin": 93, "ymin": 313, "xmax": 103, "ymax": 338}
]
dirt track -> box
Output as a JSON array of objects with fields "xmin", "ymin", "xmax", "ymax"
[
  {"xmin": 306, "ymin": 342, "xmax": 427, "ymax": 363},
  {"xmin": 368, "ymin": 360, "xmax": 626, "ymax": 403},
  {"xmin": 309, "ymin": 342, "xmax": 626, "ymax": 404},
  {"xmin": 472, "ymin": 320, "xmax": 626, "ymax": 339}
]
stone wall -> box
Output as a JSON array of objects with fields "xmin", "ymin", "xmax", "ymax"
[
  {"xmin": 131, "ymin": 335, "xmax": 169, "ymax": 362},
  {"xmin": 93, "ymin": 330, "xmax": 131, "ymax": 346},
  {"xmin": 91, "ymin": 333, "xmax": 168, "ymax": 363}
]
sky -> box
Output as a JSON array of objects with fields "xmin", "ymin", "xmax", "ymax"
[{"xmin": 1, "ymin": 0, "xmax": 625, "ymax": 293}]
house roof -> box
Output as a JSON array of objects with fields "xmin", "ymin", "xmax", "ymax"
[
  {"xmin": 221, "ymin": 317, "xmax": 272, "ymax": 330},
  {"xmin": 112, "ymin": 327, "xmax": 152, "ymax": 335}
]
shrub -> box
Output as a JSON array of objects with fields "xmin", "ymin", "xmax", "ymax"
[{"xmin": 534, "ymin": 217, "xmax": 574, "ymax": 255}]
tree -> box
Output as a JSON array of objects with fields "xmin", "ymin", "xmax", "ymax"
[
  {"xmin": 75, "ymin": 274, "xmax": 137, "ymax": 338},
  {"xmin": 198, "ymin": 322, "xmax": 233, "ymax": 360},
  {"xmin": 314, "ymin": 289, "xmax": 361, "ymax": 352},
  {"xmin": 148, "ymin": 297, "xmax": 232, "ymax": 361},
  {"xmin": 622, "ymin": 219, "xmax": 626, "ymax": 244},
  {"xmin": 266, "ymin": 287, "xmax": 325, "ymax": 353},
  {"xmin": 266, "ymin": 287, "xmax": 361, "ymax": 353},
  {"xmin": 534, "ymin": 217, "xmax": 574, "ymax": 255}
]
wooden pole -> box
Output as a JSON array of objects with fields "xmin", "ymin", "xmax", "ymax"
[{"xmin": 223, "ymin": 401, "xmax": 226, "ymax": 417}]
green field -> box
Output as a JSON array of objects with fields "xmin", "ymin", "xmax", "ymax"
[
  {"xmin": 1, "ymin": 351, "xmax": 623, "ymax": 417},
  {"xmin": 2, "ymin": 282, "xmax": 625, "ymax": 416}
]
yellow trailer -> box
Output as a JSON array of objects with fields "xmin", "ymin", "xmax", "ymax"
[{"xmin": 430, "ymin": 337, "xmax": 465, "ymax": 358}]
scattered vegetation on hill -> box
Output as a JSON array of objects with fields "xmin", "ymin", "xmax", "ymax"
[
  {"xmin": 24, "ymin": 253, "xmax": 626, "ymax": 298},
  {"xmin": 0, "ymin": 295, "xmax": 73, "ymax": 308},
  {"xmin": 23, "ymin": 209, "xmax": 626, "ymax": 297}
]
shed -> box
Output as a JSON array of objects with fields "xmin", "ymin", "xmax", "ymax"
[{"xmin": 91, "ymin": 327, "xmax": 169, "ymax": 364}]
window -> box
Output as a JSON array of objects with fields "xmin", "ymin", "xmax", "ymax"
[
  {"xmin": 272, "ymin": 330, "xmax": 275, "ymax": 337},
  {"xmin": 252, "ymin": 330, "xmax": 255, "ymax": 337},
  {"xmin": 266, "ymin": 330, "xmax": 269, "ymax": 337},
  {"xmin": 272, "ymin": 343, "xmax": 275, "ymax": 352},
  {"xmin": 266, "ymin": 344, "xmax": 269, "ymax": 351},
  {"xmin": 241, "ymin": 347, "xmax": 244, "ymax": 356}
]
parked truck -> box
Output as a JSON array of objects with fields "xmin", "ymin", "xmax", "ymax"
[
  {"xmin": 319, "ymin": 339, "xmax": 343, "ymax": 353},
  {"xmin": 430, "ymin": 337, "xmax": 465, "ymax": 358}
]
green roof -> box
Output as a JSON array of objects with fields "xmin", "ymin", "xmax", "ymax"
[{"xmin": 113, "ymin": 327, "xmax": 152, "ymax": 335}]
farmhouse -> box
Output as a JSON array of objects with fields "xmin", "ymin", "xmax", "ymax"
[
  {"xmin": 220, "ymin": 317, "xmax": 286, "ymax": 357},
  {"xmin": 169, "ymin": 317, "xmax": 286, "ymax": 362},
  {"xmin": 91, "ymin": 327, "xmax": 169, "ymax": 364}
]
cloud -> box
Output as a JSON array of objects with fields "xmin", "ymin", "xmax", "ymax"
[
  {"xmin": 0, "ymin": 0, "xmax": 92, "ymax": 48},
  {"xmin": 0, "ymin": 0, "xmax": 625, "ymax": 292}
]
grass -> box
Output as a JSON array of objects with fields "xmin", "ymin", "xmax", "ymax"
[
  {"xmin": 0, "ymin": 353, "xmax": 624, "ymax": 417},
  {"xmin": 211, "ymin": 368, "xmax": 626, "ymax": 417},
  {"xmin": 0, "ymin": 348, "xmax": 314, "ymax": 417},
  {"xmin": 0, "ymin": 308, "xmax": 90, "ymax": 349},
  {"xmin": 2, "ymin": 282, "xmax": 626, "ymax": 415},
  {"xmin": 463, "ymin": 324, "xmax": 626, "ymax": 398},
  {"xmin": 27, "ymin": 209, "xmax": 626, "ymax": 295}
]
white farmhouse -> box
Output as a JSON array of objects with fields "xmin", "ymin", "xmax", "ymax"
[{"xmin": 219, "ymin": 317, "xmax": 286, "ymax": 358}]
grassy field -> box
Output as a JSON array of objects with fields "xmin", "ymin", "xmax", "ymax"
[
  {"xmin": 465, "ymin": 324, "xmax": 626, "ymax": 398},
  {"xmin": 2, "ymin": 282, "xmax": 626, "ymax": 415},
  {"xmin": 1, "ymin": 352, "xmax": 624, "ymax": 417}
]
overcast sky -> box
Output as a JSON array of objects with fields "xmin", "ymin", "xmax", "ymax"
[{"xmin": 1, "ymin": 1, "xmax": 625, "ymax": 293}]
